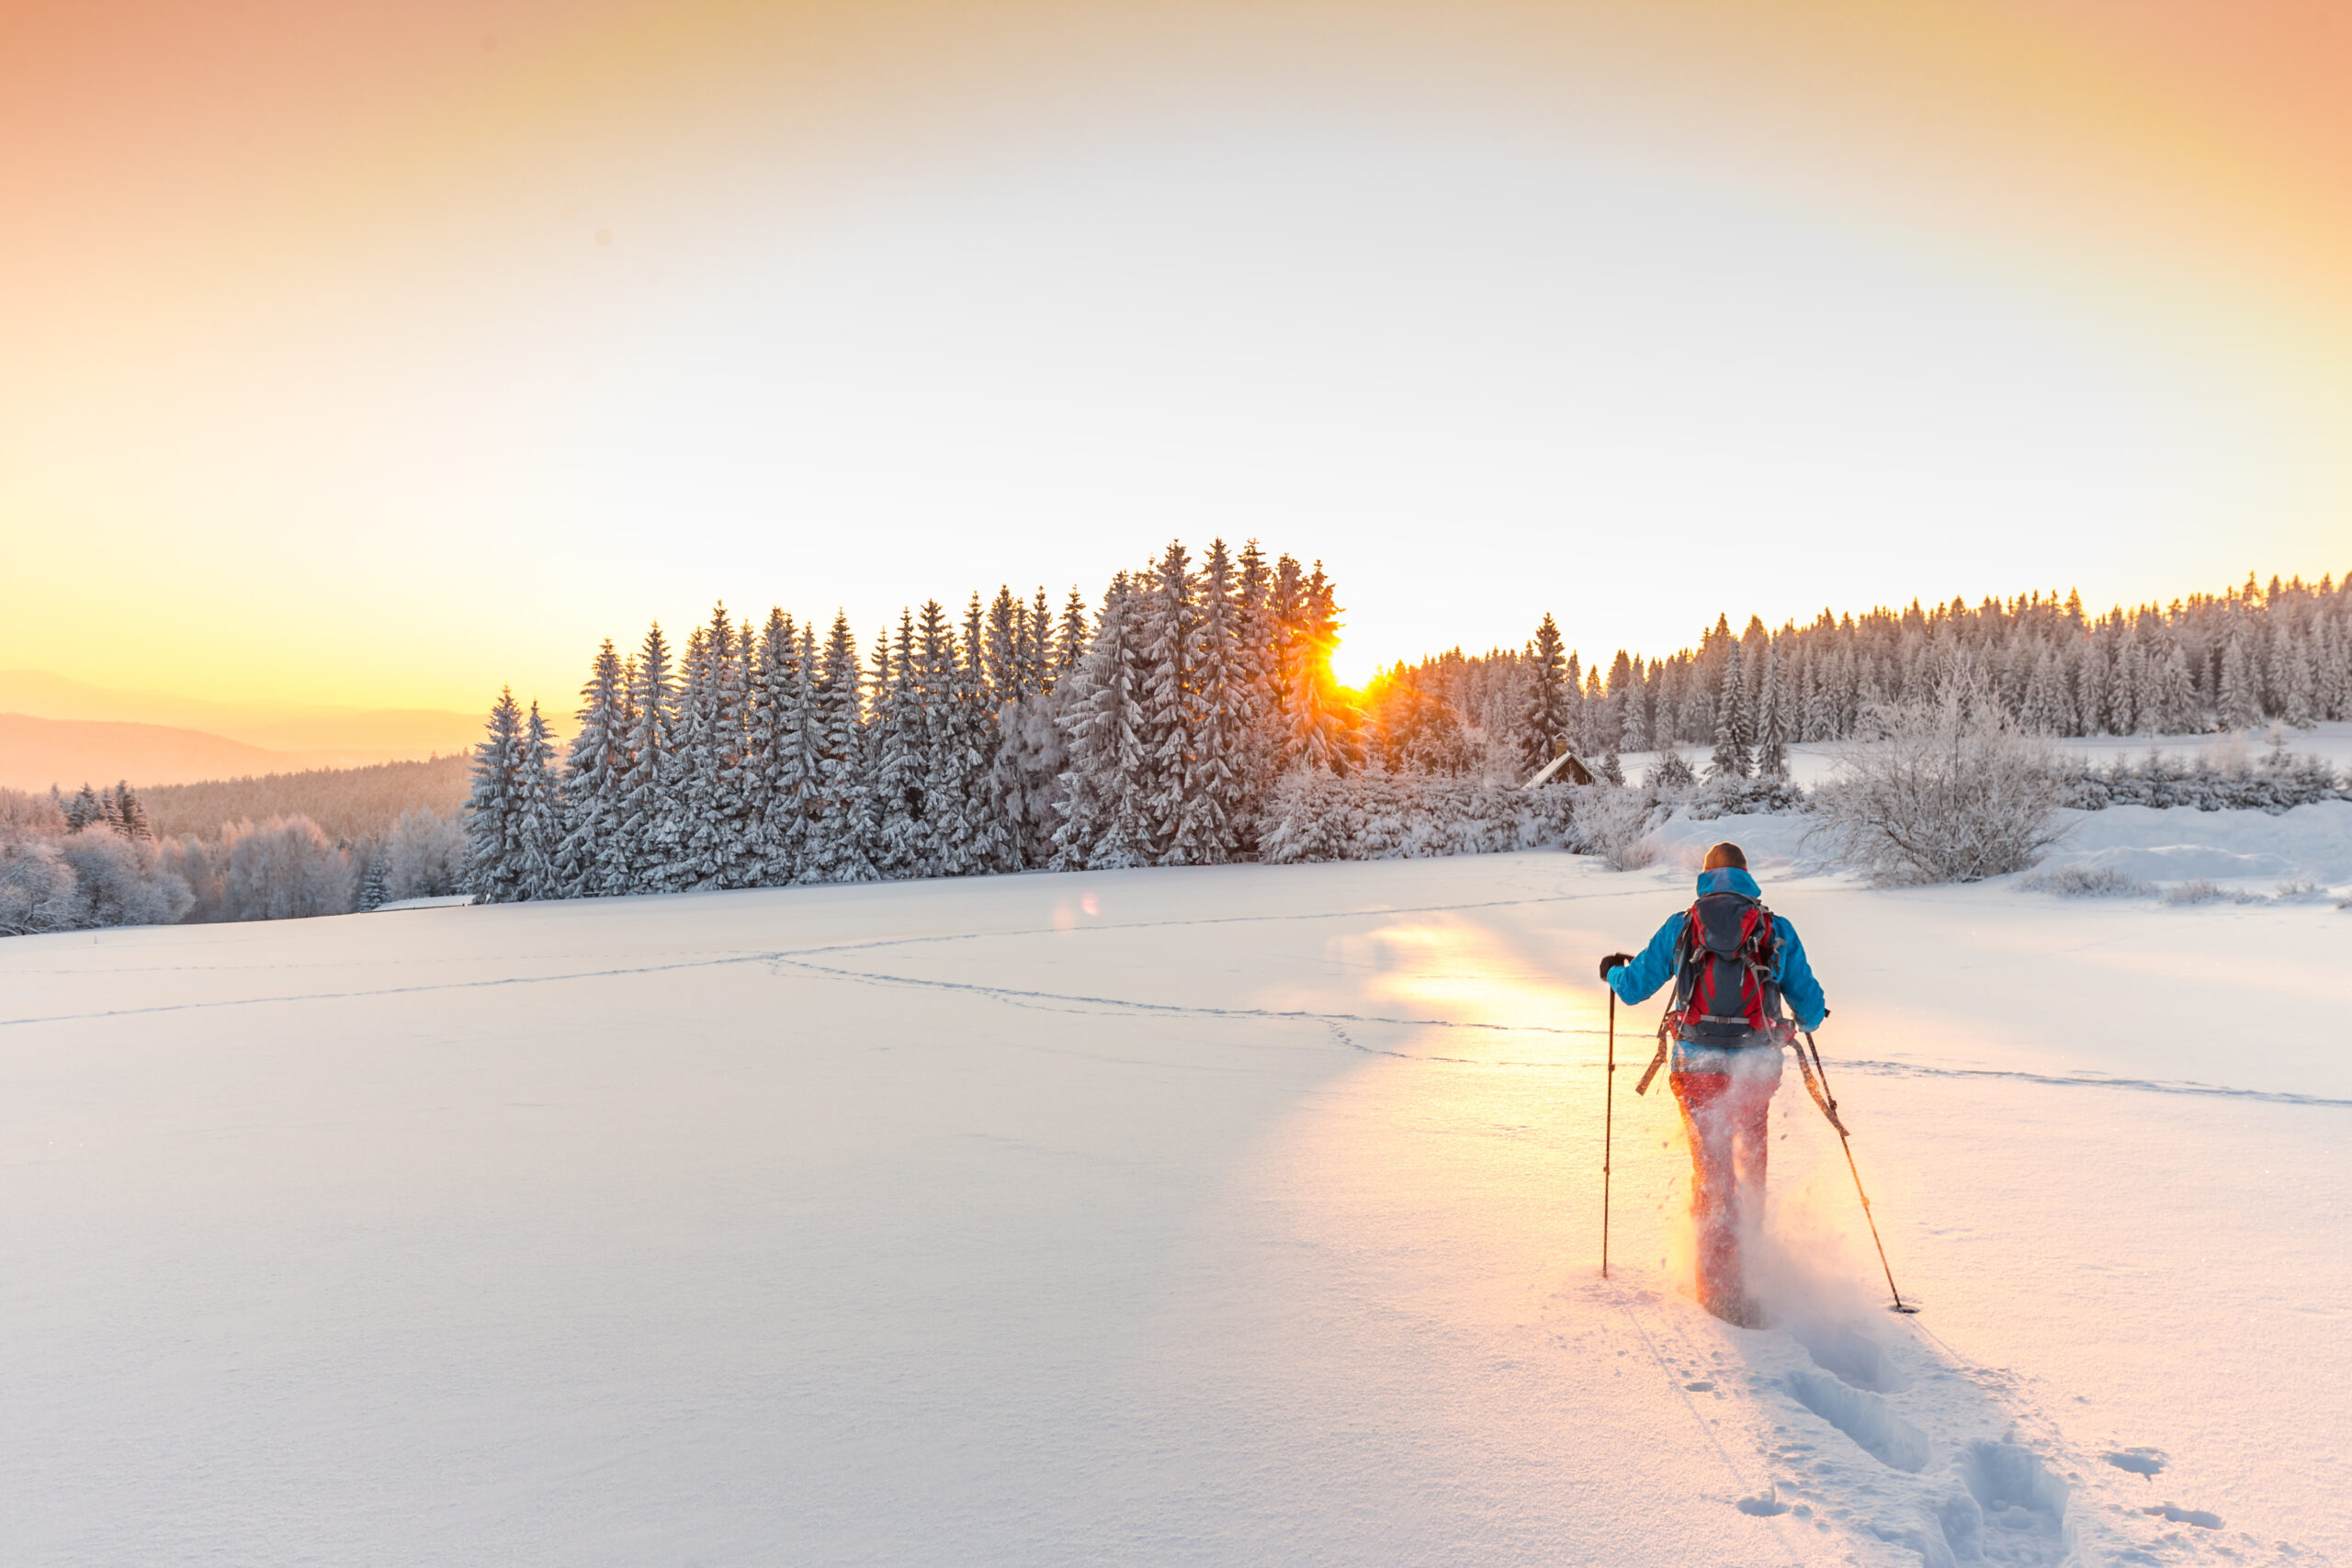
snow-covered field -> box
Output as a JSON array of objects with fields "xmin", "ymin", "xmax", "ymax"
[{"xmin": 4, "ymin": 836, "xmax": 2346, "ymax": 1564}]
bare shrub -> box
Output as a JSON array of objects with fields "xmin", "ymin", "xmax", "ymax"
[
  {"xmin": 1806, "ymin": 694, "xmax": 2066, "ymax": 886},
  {"xmin": 2162, "ymin": 879, "xmax": 2265, "ymax": 907},
  {"xmin": 2019, "ymin": 863, "xmax": 2153, "ymax": 898},
  {"xmin": 2273, "ymin": 877, "xmax": 2326, "ymax": 903},
  {"xmin": 1570, "ymin": 783, "xmax": 1662, "ymax": 870}
]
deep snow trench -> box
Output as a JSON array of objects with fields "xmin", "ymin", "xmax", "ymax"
[{"xmin": 2, "ymin": 853, "xmax": 2342, "ymax": 1566}]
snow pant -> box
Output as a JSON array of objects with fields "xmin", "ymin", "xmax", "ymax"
[{"xmin": 1669, "ymin": 1044, "xmax": 1783, "ymax": 1309}]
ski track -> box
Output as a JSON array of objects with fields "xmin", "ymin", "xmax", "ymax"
[
  {"xmin": 1608, "ymin": 1284, "xmax": 2280, "ymax": 1567},
  {"xmin": 11, "ymin": 919, "xmax": 2348, "ymax": 1115}
]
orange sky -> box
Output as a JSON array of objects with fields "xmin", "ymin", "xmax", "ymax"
[{"xmin": 5, "ymin": 0, "xmax": 2350, "ymax": 712}]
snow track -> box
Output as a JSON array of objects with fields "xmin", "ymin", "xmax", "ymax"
[{"xmin": 1, "ymin": 853, "xmax": 2341, "ymax": 1565}]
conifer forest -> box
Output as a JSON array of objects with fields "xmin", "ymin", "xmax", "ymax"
[{"xmin": 458, "ymin": 548, "xmax": 2352, "ymax": 901}]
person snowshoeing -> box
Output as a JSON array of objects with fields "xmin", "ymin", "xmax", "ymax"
[{"xmin": 1599, "ymin": 841, "xmax": 1827, "ymax": 1326}]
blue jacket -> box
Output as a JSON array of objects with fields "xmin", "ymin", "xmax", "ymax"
[{"xmin": 1605, "ymin": 867, "xmax": 1828, "ymax": 1032}]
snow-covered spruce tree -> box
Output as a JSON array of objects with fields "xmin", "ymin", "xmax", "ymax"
[
  {"xmin": 1279, "ymin": 559, "xmax": 1361, "ymax": 776},
  {"xmin": 1054, "ymin": 574, "xmax": 1152, "ymax": 869},
  {"xmin": 106, "ymin": 783, "xmax": 152, "ymax": 840},
  {"xmin": 1807, "ymin": 693, "xmax": 2066, "ymax": 885},
  {"xmin": 613, "ymin": 624, "xmax": 678, "ymax": 894},
  {"xmin": 868, "ymin": 612, "xmax": 934, "ymax": 879},
  {"xmin": 983, "ymin": 588, "xmax": 1023, "ymax": 702},
  {"xmin": 2154, "ymin": 642, "xmax": 2201, "ymax": 735},
  {"xmin": 804, "ymin": 612, "xmax": 877, "ymax": 883},
  {"xmin": 944, "ymin": 597, "xmax": 1013, "ymax": 874},
  {"xmin": 464, "ymin": 686, "xmax": 526, "ymax": 901},
  {"xmin": 1227, "ymin": 540, "xmax": 1285, "ymax": 840},
  {"xmin": 1023, "ymin": 586, "xmax": 1055, "ymax": 696},
  {"xmin": 513, "ymin": 700, "xmax": 568, "ymax": 900},
  {"xmin": 560, "ymin": 639, "xmax": 631, "ymax": 897},
  {"xmin": 1708, "ymin": 635, "xmax": 1753, "ymax": 781},
  {"xmin": 1754, "ymin": 642, "xmax": 1791, "ymax": 779},
  {"xmin": 1057, "ymin": 587, "xmax": 1091, "ymax": 682},
  {"xmin": 1520, "ymin": 613, "xmax": 1573, "ymax": 778},
  {"xmin": 2216, "ymin": 630, "xmax": 2261, "ymax": 731},
  {"xmin": 358, "ymin": 849, "xmax": 389, "ymax": 911},
  {"xmin": 669, "ymin": 613, "xmax": 753, "ymax": 891},
  {"xmin": 707, "ymin": 608, "xmax": 756, "ymax": 887},
  {"xmin": 1136, "ymin": 540, "xmax": 1201, "ymax": 862},
  {"xmin": 1175, "ymin": 538, "xmax": 1258, "ymax": 861},
  {"xmin": 744, "ymin": 608, "xmax": 806, "ymax": 886}
]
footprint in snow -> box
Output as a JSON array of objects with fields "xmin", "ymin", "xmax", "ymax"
[
  {"xmin": 2104, "ymin": 1446, "xmax": 2168, "ymax": 1478},
  {"xmin": 2143, "ymin": 1503, "xmax": 2222, "ymax": 1529}
]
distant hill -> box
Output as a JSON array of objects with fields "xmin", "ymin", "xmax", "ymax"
[
  {"xmin": 0, "ymin": 670, "xmax": 486, "ymax": 760},
  {"xmin": 0, "ymin": 714, "xmax": 344, "ymax": 793}
]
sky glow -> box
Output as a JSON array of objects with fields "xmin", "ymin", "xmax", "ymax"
[{"xmin": 4, "ymin": 1, "xmax": 2349, "ymax": 713}]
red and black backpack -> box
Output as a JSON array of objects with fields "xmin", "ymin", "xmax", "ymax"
[{"xmin": 1669, "ymin": 891, "xmax": 1788, "ymax": 1041}]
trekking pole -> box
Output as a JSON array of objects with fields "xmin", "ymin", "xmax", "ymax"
[
  {"xmin": 1797, "ymin": 1032, "xmax": 1918, "ymax": 1314},
  {"xmin": 1601, "ymin": 989, "xmax": 1616, "ymax": 1279}
]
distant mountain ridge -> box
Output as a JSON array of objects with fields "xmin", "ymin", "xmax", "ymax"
[
  {"xmin": 0, "ymin": 670, "xmax": 489, "ymax": 791},
  {"xmin": 0, "ymin": 670, "xmax": 484, "ymax": 756}
]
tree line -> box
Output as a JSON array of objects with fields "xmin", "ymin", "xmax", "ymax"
[{"xmin": 462, "ymin": 542, "xmax": 1359, "ymax": 899}]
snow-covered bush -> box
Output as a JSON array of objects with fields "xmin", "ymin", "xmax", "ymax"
[
  {"xmin": 2161, "ymin": 879, "xmax": 2265, "ymax": 907},
  {"xmin": 55, "ymin": 832, "xmax": 193, "ymax": 929},
  {"xmin": 216, "ymin": 817, "xmax": 356, "ymax": 922},
  {"xmin": 1686, "ymin": 773, "xmax": 1808, "ymax": 820},
  {"xmin": 1257, "ymin": 771, "xmax": 1577, "ymax": 863},
  {"xmin": 2019, "ymin": 863, "xmax": 2154, "ymax": 898},
  {"xmin": 1807, "ymin": 694, "xmax": 2067, "ymax": 886},
  {"xmin": 1569, "ymin": 783, "xmax": 1663, "ymax": 870},
  {"xmin": 2272, "ymin": 877, "xmax": 2327, "ymax": 903},
  {"xmin": 2064, "ymin": 748, "xmax": 2348, "ymax": 814},
  {"xmin": 0, "ymin": 833, "xmax": 79, "ymax": 936}
]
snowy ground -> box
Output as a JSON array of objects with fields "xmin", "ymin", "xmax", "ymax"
[{"xmin": 3, "ymin": 839, "xmax": 2346, "ymax": 1564}]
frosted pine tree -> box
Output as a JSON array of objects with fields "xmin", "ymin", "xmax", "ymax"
[
  {"xmin": 2216, "ymin": 630, "xmax": 2260, "ymax": 731},
  {"xmin": 615, "ymin": 624, "xmax": 678, "ymax": 893},
  {"xmin": 983, "ymin": 588, "xmax": 1023, "ymax": 700},
  {"xmin": 1055, "ymin": 574, "xmax": 1151, "ymax": 869},
  {"xmin": 1281, "ymin": 560, "xmax": 1360, "ymax": 775},
  {"xmin": 944, "ymin": 597, "xmax": 1014, "ymax": 874},
  {"xmin": 2018, "ymin": 647, "xmax": 2063, "ymax": 735},
  {"xmin": 1057, "ymin": 587, "xmax": 1091, "ymax": 683},
  {"xmin": 1754, "ymin": 643, "xmax": 1791, "ymax": 778},
  {"xmin": 804, "ymin": 613, "xmax": 877, "ymax": 883},
  {"xmin": 1024, "ymin": 586, "xmax": 1055, "ymax": 694},
  {"xmin": 560, "ymin": 639, "xmax": 631, "ymax": 897},
  {"xmin": 1174, "ymin": 537, "xmax": 1251, "ymax": 863},
  {"xmin": 1708, "ymin": 637, "xmax": 1752, "ymax": 781},
  {"xmin": 869, "ymin": 613, "xmax": 933, "ymax": 879},
  {"xmin": 464, "ymin": 686, "xmax": 526, "ymax": 901},
  {"xmin": 513, "ymin": 699, "xmax": 569, "ymax": 900},
  {"xmin": 1136, "ymin": 541, "xmax": 1199, "ymax": 860},
  {"xmin": 669, "ymin": 608, "xmax": 752, "ymax": 888},
  {"xmin": 1517, "ymin": 618, "xmax": 1570, "ymax": 775},
  {"xmin": 2153, "ymin": 641, "xmax": 2199, "ymax": 735},
  {"xmin": 664, "ymin": 626, "xmax": 718, "ymax": 888},
  {"xmin": 358, "ymin": 850, "xmax": 389, "ymax": 911},
  {"xmin": 2280, "ymin": 626, "xmax": 2319, "ymax": 728},
  {"xmin": 743, "ymin": 608, "xmax": 804, "ymax": 886}
]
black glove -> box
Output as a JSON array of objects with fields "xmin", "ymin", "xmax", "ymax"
[{"xmin": 1599, "ymin": 952, "xmax": 1634, "ymax": 981}]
